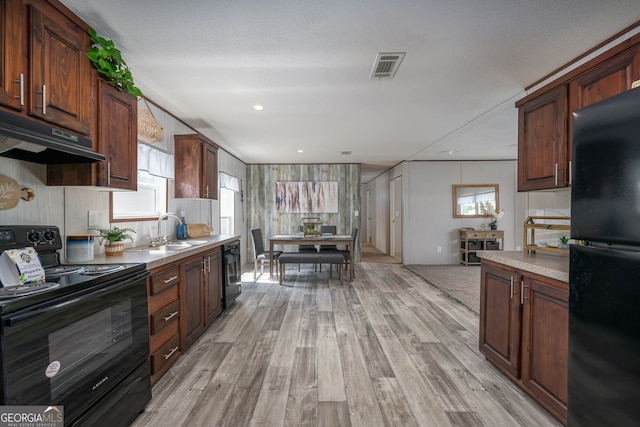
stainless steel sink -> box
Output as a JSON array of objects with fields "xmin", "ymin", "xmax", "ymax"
[
  {"xmin": 165, "ymin": 242, "xmax": 193, "ymax": 251},
  {"xmin": 187, "ymin": 240, "xmax": 209, "ymax": 245},
  {"xmin": 125, "ymin": 239, "xmax": 210, "ymax": 253}
]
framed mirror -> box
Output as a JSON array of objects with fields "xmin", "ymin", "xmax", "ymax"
[{"xmin": 452, "ymin": 184, "xmax": 499, "ymax": 218}]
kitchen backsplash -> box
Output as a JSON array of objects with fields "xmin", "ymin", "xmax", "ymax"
[
  {"xmin": 0, "ymin": 156, "xmax": 220, "ymax": 255},
  {"xmin": 0, "ymin": 100, "xmax": 226, "ymax": 255}
]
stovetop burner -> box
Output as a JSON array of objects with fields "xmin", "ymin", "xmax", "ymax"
[
  {"xmin": 0, "ymin": 283, "xmax": 60, "ymax": 300},
  {"xmin": 81, "ymin": 265, "xmax": 125, "ymax": 275},
  {"xmin": 45, "ymin": 265, "xmax": 84, "ymax": 278}
]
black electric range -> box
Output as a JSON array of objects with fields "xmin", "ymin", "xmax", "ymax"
[
  {"xmin": 0, "ymin": 225, "xmax": 152, "ymax": 427},
  {"xmin": 0, "ymin": 225, "xmax": 146, "ymax": 314}
]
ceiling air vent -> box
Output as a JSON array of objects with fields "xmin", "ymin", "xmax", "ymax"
[{"xmin": 370, "ymin": 52, "xmax": 405, "ymax": 79}]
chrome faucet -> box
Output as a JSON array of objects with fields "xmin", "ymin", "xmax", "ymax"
[{"xmin": 150, "ymin": 213, "xmax": 183, "ymax": 246}]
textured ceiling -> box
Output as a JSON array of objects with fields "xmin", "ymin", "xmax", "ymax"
[{"xmin": 60, "ymin": 0, "xmax": 640, "ymax": 182}]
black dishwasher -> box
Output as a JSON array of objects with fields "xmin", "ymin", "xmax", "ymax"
[{"xmin": 222, "ymin": 240, "xmax": 241, "ymax": 309}]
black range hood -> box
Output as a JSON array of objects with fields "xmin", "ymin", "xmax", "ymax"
[{"xmin": 0, "ymin": 110, "xmax": 104, "ymax": 164}]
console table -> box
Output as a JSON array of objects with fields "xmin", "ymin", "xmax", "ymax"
[{"xmin": 459, "ymin": 229, "xmax": 504, "ymax": 265}]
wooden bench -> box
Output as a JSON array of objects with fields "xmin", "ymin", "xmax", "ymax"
[{"xmin": 278, "ymin": 252, "xmax": 345, "ymax": 285}]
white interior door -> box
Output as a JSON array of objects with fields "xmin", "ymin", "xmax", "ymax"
[
  {"xmin": 390, "ymin": 176, "xmax": 402, "ymax": 261},
  {"xmin": 366, "ymin": 189, "xmax": 372, "ymax": 244}
]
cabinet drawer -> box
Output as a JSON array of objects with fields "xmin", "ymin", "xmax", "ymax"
[
  {"xmin": 150, "ymin": 333, "xmax": 180, "ymax": 375},
  {"xmin": 150, "ymin": 300, "xmax": 180, "ymax": 335},
  {"xmin": 461, "ymin": 231, "xmax": 484, "ymax": 239},
  {"xmin": 485, "ymin": 231, "xmax": 502, "ymax": 239},
  {"xmin": 149, "ymin": 316, "xmax": 179, "ymax": 354},
  {"xmin": 148, "ymin": 283, "xmax": 178, "ymax": 314},
  {"xmin": 150, "ymin": 266, "xmax": 180, "ymax": 295}
]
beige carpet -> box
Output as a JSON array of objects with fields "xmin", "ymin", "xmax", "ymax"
[{"xmin": 405, "ymin": 264, "xmax": 481, "ymax": 314}]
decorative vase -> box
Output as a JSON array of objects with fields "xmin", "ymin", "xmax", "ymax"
[
  {"xmin": 490, "ymin": 224, "xmax": 497, "ymax": 230},
  {"xmin": 104, "ymin": 241, "xmax": 125, "ymax": 256}
]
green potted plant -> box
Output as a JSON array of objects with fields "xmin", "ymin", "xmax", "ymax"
[
  {"xmin": 86, "ymin": 28, "xmax": 142, "ymax": 97},
  {"xmin": 90, "ymin": 226, "xmax": 136, "ymax": 256},
  {"xmin": 558, "ymin": 235, "xmax": 570, "ymax": 249}
]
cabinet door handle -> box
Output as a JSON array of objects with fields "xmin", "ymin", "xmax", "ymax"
[
  {"xmin": 554, "ymin": 163, "xmax": 558, "ymax": 186},
  {"xmin": 510, "ymin": 276, "xmax": 514, "ymax": 299},
  {"xmin": 107, "ymin": 162, "xmax": 111, "ymax": 186},
  {"xmin": 164, "ymin": 346, "xmax": 179, "ymax": 360},
  {"xmin": 202, "ymin": 259, "xmax": 207, "ymax": 274},
  {"xmin": 14, "ymin": 73, "xmax": 24, "ymax": 106},
  {"xmin": 163, "ymin": 311, "xmax": 178, "ymax": 322},
  {"xmin": 568, "ymin": 160, "xmax": 572, "ymax": 185},
  {"xmin": 205, "ymin": 185, "xmax": 210, "ymax": 197},
  {"xmin": 520, "ymin": 280, "xmax": 525, "ymax": 305},
  {"xmin": 38, "ymin": 84, "xmax": 47, "ymax": 114},
  {"xmin": 163, "ymin": 275, "xmax": 178, "ymax": 284},
  {"xmin": 207, "ymin": 256, "xmax": 211, "ymax": 273}
]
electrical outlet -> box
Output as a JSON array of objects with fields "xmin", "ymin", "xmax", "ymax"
[
  {"xmin": 88, "ymin": 210, "xmax": 98, "ymax": 227},
  {"xmin": 516, "ymin": 246, "xmax": 522, "ymax": 251},
  {"xmin": 437, "ymin": 246, "xmax": 442, "ymax": 253}
]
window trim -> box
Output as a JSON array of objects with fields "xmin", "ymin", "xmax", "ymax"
[{"xmin": 110, "ymin": 172, "xmax": 169, "ymax": 223}]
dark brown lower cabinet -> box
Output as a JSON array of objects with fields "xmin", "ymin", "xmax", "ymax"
[
  {"xmin": 148, "ymin": 265, "xmax": 181, "ymax": 385},
  {"xmin": 480, "ymin": 260, "xmax": 568, "ymax": 425},
  {"xmin": 180, "ymin": 247, "xmax": 222, "ymax": 350},
  {"xmin": 147, "ymin": 246, "xmax": 224, "ymax": 384}
]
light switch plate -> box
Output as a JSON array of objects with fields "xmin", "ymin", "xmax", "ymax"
[{"xmin": 88, "ymin": 210, "xmax": 98, "ymax": 227}]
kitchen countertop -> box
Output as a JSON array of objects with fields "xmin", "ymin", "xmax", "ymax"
[
  {"xmin": 70, "ymin": 234, "xmax": 241, "ymax": 270},
  {"xmin": 476, "ymin": 250, "xmax": 569, "ymax": 283}
]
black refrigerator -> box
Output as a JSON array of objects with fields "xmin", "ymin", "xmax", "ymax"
[{"xmin": 569, "ymin": 87, "xmax": 640, "ymax": 426}]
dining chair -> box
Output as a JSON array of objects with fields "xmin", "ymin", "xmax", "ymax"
[
  {"xmin": 250, "ymin": 228, "xmax": 283, "ymax": 279},
  {"xmin": 318, "ymin": 225, "xmax": 338, "ymax": 272},
  {"xmin": 336, "ymin": 227, "xmax": 358, "ymax": 280},
  {"xmin": 297, "ymin": 225, "xmax": 318, "ymax": 271},
  {"xmin": 318, "ymin": 225, "xmax": 338, "ymax": 251}
]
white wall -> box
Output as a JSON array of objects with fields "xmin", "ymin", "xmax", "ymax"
[{"xmin": 365, "ymin": 159, "xmax": 525, "ymax": 265}]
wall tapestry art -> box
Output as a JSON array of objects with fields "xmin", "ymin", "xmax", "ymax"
[{"xmin": 275, "ymin": 181, "xmax": 338, "ymax": 213}]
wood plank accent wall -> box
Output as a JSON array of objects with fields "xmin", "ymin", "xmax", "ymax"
[{"xmin": 247, "ymin": 164, "xmax": 361, "ymax": 259}]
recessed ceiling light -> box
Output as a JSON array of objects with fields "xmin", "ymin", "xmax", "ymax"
[
  {"xmin": 253, "ymin": 105, "xmax": 264, "ymax": 111},
  {"xmin": 298, "ymin": 150, "xmax": 304, "ymax": 153}
]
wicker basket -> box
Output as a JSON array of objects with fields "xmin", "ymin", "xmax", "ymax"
[{"xmin": 104, "ymin": 242, "xmax": 125, "ymax": 256}]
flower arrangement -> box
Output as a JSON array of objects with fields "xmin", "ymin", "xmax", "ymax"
[{"xmin": 480, "ymin": 202, "xmax": 505, "ymax": 229}]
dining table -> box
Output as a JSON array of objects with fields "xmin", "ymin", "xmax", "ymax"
[{"xmin": 269, "ymin": 234, "xmax": 355, "ymax": 281}]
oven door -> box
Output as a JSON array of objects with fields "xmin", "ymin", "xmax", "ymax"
[{"xmin": 0, "ymin": 271, "xmax": 149, "ymax": 425}]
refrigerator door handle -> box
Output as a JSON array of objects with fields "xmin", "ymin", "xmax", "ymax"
[{"xmin": 520, "ymin": 280, "xmax": 524, "ymax": 305}]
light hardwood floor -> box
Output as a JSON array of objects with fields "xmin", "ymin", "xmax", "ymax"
[{"xmin": 132, "ymin": 262, "xmax": 562, "ymax": 427}]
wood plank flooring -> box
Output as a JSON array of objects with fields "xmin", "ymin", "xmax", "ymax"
[{"xmin": 131, "ymin": 262, "xmax": 562, "ymax": 427}]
